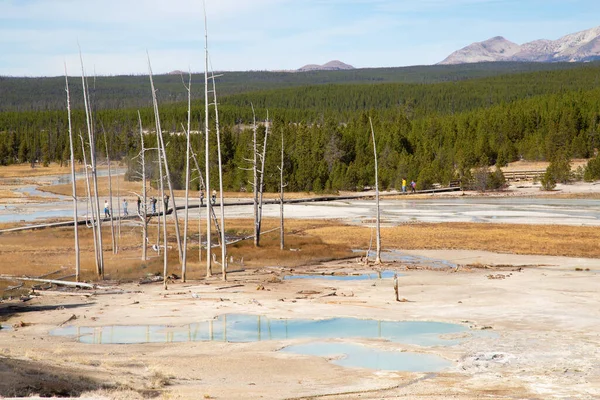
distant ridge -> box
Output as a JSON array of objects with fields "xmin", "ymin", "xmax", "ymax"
[
  {"xmin": 440, "ymin": 26, "xmax": 600, "ymax": 65},
  {"xmin": 297, "ymin": 60, "xmax": 355, "ymax": 72}
]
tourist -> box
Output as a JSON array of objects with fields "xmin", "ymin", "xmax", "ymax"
[
  {"xmin": 411, "ymin": 180, "xmax": 416, "ymax": 193},
  {"xmin": 151, "ymin": 197, "xmax": 157, "ymax": 214},
  {"xmin": 104, "ymin": 200, "xmax": 110, "ymax": 218},
  {"xmin": 402, "ymin": 178, "xmax": 407, "ymax": 193},
  {"xmin": 123, "ymin": 199, "xmax": 128, "ymax": 216},
  {"xmin": 200, "ymin": 190, "xmax": 204, "ymax": 206},
  {"xmin": 164, "ymin": 195, "xmax": 170, "ymax": 211},
  {"xmin": 211, "ymin": 189, "xmax": 217, "ymax": 205},
  {"xmin": 137, "ymin": 196, "xmax": 141, "ymax": 214}
]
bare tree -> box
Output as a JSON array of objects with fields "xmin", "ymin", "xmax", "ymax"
[
  {"xmin": 278, "ymin": 128, "xmax": 287, "ymax": 250},
  {"xmin": 203, "ymin": 3, "xmax": 212, "ymax": 277},
  {"xmin": 64, "ymin": 64, "xmax": 80, "ymax": 281},
  {"xmin": 251, "ymin": 105, "xmax": 259, "ymax": 246},
  {"xmin": 241, "ymin": 104, "xmax": 269, "ymax": 248},
  {"xmin": 210, "ymin": 64, "xmax": 227, "ymax": 281},
  {"xmin": 369, "ymin": 117, "xmax": 382, "ymax": 264},
  {"xmin": 102, "ymin": 124, "xmax": 116, "ymax": 254},
  {"xmin": 147, "ymin": 55, "xmax": 169, "ymax": 289},
  {"xmin": 79, "ymin": 132, "xmax": 99, "ymax": 272},
  {"xmin": 181, "ymin": 71, "xmax": 192, "ymax": 282},
  {"xmin": 256, "ymin": 111, "xmax": 269, "ymax": 247},
  {"xmin": 137, "ymin": 111, "xmax": 149, "ymax": 261},
  {"xmin": 79, "ymin": 46, "xmax": 104, "ymax": 277}
]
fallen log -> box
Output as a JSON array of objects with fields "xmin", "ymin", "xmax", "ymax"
[
  {"xmin": 31, "ymin": 290, "xmax": 93, "ymax": 297},
  {"xmin": 0, "ymin": 275, "xmax": 108, "ymax": 289},
  {"xmin": 215, "ymin": 284, "xmax": 244, "ymax": 290}
]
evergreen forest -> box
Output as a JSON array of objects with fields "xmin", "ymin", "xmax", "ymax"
[{"xmin": 2, "ymin": 61, "xmax": 600, "ymax": 192}]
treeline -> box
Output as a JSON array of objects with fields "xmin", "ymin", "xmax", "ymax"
[
  {"xmin": 0, "ymin": 61, "xmax": 594, "ymax": 112},
  {"xmin": 2, "ymin": 64, "xmax": 600, "ymax": 191}
]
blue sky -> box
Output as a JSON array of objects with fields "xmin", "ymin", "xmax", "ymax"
[{"xmin": 1, "ymin": 0, "xmax": 599, "ymax": 76}]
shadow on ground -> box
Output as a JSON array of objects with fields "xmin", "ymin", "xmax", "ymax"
[{"xmin": 0, "ymin": 357, "xmax": 100, "ymax": 398}]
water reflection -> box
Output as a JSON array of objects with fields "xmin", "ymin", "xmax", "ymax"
[
  {"xmin": 284, "ymin": 270, "xmax": 404, "ymax": 281},
  {"xmin": 50, "ymin": 314, "xmax": 468, "ymax": 346}
]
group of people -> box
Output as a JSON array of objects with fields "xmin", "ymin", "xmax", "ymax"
[
  {"xmin": 401, "ymin": 178, "xmax": 417, "ymax": 194},
  {"xmin": 103, "ymin": 198, "xmax": 131, "ymax": 218},
  {"xmin": 200, "ymin": 189, "xmax": 218, "ymax": 206},
  {"xmin": 103, "ymin": 189, "xmax": 220, "ymax": 219}
]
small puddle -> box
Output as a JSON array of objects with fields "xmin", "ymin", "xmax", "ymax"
[
  {"xmin": 284, "ymin": 270, "xmax": 403, "ymax": 281},
  {"xmin": 50, "ymin": 314, "xmax": 469, "ymax": 346},
  {"xmin": 280, "ymin": 342, "xmax": 451, "ymax": 372},
  {"xmin": 355, "ymin": 250, "xmax": 457, "ymax": 269}
]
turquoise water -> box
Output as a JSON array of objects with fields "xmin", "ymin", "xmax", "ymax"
[
  {"xmin": 284, "ymin": 270, "xmax": 403, "ymax": 281},
  {"xmin": 50, "ymin": 314, "xmax": 468, "ymax": 346},
  {"xmin": 280, "ymin": 342, "xmax": 451, "ymax": 372}
]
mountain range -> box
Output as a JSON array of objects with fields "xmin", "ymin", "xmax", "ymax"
[{"xmin": 439, "ymin": 26, "xmax": 600, "ymax": 65}]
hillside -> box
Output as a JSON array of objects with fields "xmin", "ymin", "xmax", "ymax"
[{"xmin": 0, "ymin": 61, "xmax": 594, "ymax": 112}]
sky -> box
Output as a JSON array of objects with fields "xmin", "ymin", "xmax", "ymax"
[{"xmin": 1, "ymin": 0, "xmax": 600, "ymax": 77}]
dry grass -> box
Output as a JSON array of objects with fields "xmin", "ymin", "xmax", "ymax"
[
  {"xmin": 0, "ymin": 217, "xmax": 352, "ymax": 293},
  {"xmin": 501, "ymin": 159, "xmax": 588, "ymax": 172},
  {"xmin": 308, "ymin": 222, "xmax": 600, "ymax": 259},
  {"xmin": 2, "ymin": 216, "xmax": 600, "ymax": 293},
  {"xmin": 0, "ymin": 163, "xmax": 74, "ymax": 179}
]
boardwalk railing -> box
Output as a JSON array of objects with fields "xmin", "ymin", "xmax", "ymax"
[{"xmin": 502, "ymin": 170, "xmax": 544, "ymax": 182}]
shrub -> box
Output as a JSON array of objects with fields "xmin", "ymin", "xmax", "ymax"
[
  {"xmin": 540, "ymin": 169, "xmax": 556, "ymax": 191},
  {"xmin": 584, "ymin": 155, "xmax": 600, "ymax": 182}
]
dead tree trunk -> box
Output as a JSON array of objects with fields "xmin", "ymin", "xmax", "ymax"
[
  {"xmin": 102, "ymin": 125, "xmax": 116, "ymax": 254},
  {"xmin": 211, "ymin": 68, "xmax": 227, "ymax": 281},
  {"xmin": 147, "ymin": 55, "xmax": 169, "ymax": 290},
  {"xmin": 256, "ymin": 111, "xmax": 269, "ymax": 247},
  {"xmin": 64, "ymin": 65, "xmax": 80, "ymax": 281},
  {"xmin": 369, "ymin": 117, "xmax": 381, "ymax": 264},
  {"xmin": 279, "ymin": 130, "xmax": 286, "ymax": 251},
  {"xmin": 251, "ymin": 104, "xmax": 259, "ymax": 247},
  {"xmin": 204, "ymin": 9, "xmax": 212, "ymax": 277},
  {"xmin": 79, "ymin": 48, "xmax": 104, "ymax": 277},
  {"xmin": 181, "ymin": 72, "xmax": 192, "ymax": 282},
  {"xmin": 79, "ymin": 133, "xmax": 99, "ymax": 274},
  {"xmin": 137, "ymin": 111, "xmax": 148, "ymax": 261}
]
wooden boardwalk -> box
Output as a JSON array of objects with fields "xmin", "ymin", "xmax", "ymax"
[{"xmin": 0, "ymin": 186, "xmax": 461, "ymax": 234}]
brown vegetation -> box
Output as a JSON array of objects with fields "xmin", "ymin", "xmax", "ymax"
[{"xmin": 309, "ymin": 222, "xmax": 600, "ymax": 259}]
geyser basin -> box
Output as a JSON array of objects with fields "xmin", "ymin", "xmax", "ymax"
[
  {"xmin": 51, "ymin": 314, "xmax": 469, "ymax": 346},
  {"xmin": 280, "ymin": 341, "xmax": 452, "ymax": 372}
]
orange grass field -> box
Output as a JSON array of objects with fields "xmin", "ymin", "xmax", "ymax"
[{"xmin": 2, "ymin": 217, "xmax": 600, "ymax": 288}]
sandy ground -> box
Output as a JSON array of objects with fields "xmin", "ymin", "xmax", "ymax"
[{"xmin": 1, "ymin": 258, "xmax": 599, "ymax": 399}]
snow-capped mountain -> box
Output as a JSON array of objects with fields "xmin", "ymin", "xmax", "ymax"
[{"xmin": 439, "ymin": 26, "xmax": 600, "ymax": 64}]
